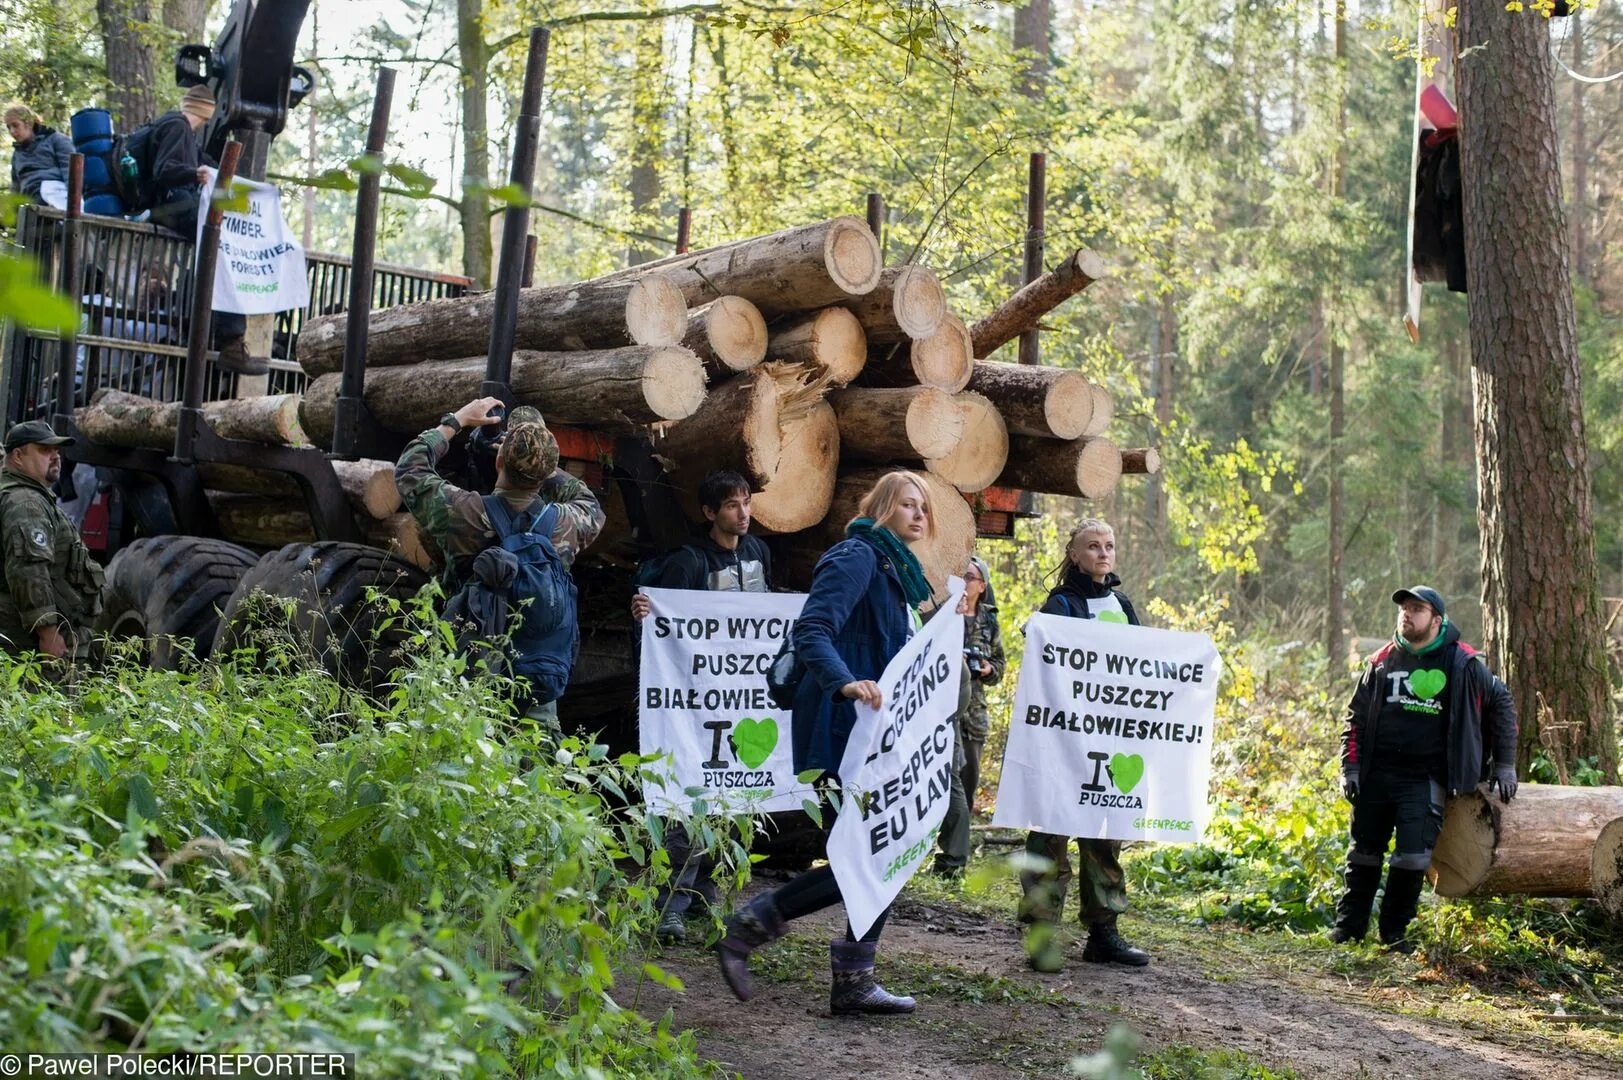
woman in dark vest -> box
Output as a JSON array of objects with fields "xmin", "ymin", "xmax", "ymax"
[
  {"xmin": 716, "ymin": 470, "xmax": 937, "ymax": 1016},
  {"xmin": 1017, "ymin": 518, "xmax": 1151, "ymax": 972}
]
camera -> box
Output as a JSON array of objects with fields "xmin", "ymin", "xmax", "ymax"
[{"xmin": 964, "ymin": 646, "xmax": 987, "ymax": 673}]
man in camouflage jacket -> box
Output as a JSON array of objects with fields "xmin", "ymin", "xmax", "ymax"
[
  {"xmin": 0, "ymin": 421, "xmax": 105, "ymax": 660},
  {"xmin": 394, "ymin": 398, "xmax": 604, "ymax": 723}
]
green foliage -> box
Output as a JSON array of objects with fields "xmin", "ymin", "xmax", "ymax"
[{"xmin": 0, "ymin": 606, "xmax": 744, "ymax": 1075}]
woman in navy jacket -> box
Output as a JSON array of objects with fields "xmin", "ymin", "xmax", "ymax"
[
  {"xmin": 717, "ymin": 471, "xmax": 936, "ymax": 1016},
  {"xmin": 1017, "ymin": 518, "xmax": 1152, "ymax": 972}
]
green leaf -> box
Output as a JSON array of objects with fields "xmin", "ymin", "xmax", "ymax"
[
  {"xmin": 800, "ymin": 798, "xmax": 823, "ymax": 828},
  {"xmin": 318, "ymin": 803, "xmax": 381, "ymax": 843},
  {"xmin": 0, "ymin": 253, "xmax": 79, "ymax": 334},
  {"xmin": 384, "ymin": 161, "xmax": 437, "ymax": 194}
]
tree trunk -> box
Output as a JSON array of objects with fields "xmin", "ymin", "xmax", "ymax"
[
  {"xmin": 1012, "ymin": 0, "xmax": 1052, "ymax": 99},
  {"xmin": 862, "ymin": 314, "xmax": 973, "ymax": 393},
  {"xmin": 970, "ymin": 249, "xmax": 1106, "ymax": 359},
  {"xmin": 999, "ymin": 435, "xmax": 1122, "ymax": 499},
  {"xmin": 162, "ymin": 0, "xmax": 207, "ymax": 40},
  {"xmin": 1148, "ymin": 292, "xmax": 1176, "ymax": 533},
  {"xmin": 626, "ymin": 21, "xmax": 665, "ymax": 267},
  {"xmin": 1326, "ymin": 2, "xmax": 1347, "ymax": 671},
  {"xmin": 1456, "ymin": 0, "xmax": 1617, "ymax": 779},
  {"xmin": 922, "ymin": 391, "xmax": 1009, "ymax": 494},
  {"xmin": 593, "ymin": 217, "xmax": 881, "ymax": 315},
  {"xmin": 1121, "ymin": 448, "xmax": 1161, "ymax": 475},
  {"xmin": 78, "ymin": 389, "xmax": 306, "ymax": 449},
  {"xmin": 299, "ymin": 345, "xmax": 707, "ymax": 445},
  {"xmin": 202, "ymin": 459, "xmax": 402, "ymax": 520},
  {"xmin": 456, "ymin": 0, "xmax": 492, "ymax": 286},
  {"xmin": 296, "ymin": 274, "xmax": 689, "ymax": 376},
  {"xmin": 654, "ymin": 364, "xmax": 788, "ymax": 487},
  {"xmin": 828, "ymin": 387, "xmax": 964, "ymax": 462},
  {"xmin": 1430, "ymin": 784, "xmax": 1623, "ymax": 897},
  {"xmin": 843, "ymin": 265, "xmax": 947, "ymax": 344},
  {"xmin": 768, "ymin": 307, "xmax": 866, "ymax": 385},
  {"xmin": 1572, "ymin": 13, "xmax": 1589, "ymax": 283},
  {"xmin": 206, "ymin": 495, "xmax": 441, "ymax": 570},
  {"xmin": 776, "ymin": 468, "xmax": 977, "ymax": 598},
  {"xmin": 97, "ymin": 0, "xmax": 158, "ymax": 130},
  {"xmin": 966, "ymin": 360, "xmax": 1093, "ymax": 439},
  {"xmin": 684, "ymin": 295, "xmax": 767, "ymax": 374}
]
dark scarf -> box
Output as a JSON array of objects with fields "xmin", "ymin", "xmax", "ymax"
[{"xmin": 846, "ymin": 517, "xmax": 932, "ymax": 607}]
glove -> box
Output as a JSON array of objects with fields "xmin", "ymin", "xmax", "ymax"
[
  {"xmin": 1341, "ymin": 771, "xmax": 1359, "ymax": 803},
  {"xmin": 1489, "ymin": 764, "xmax": 1518, "ymax": 803}
]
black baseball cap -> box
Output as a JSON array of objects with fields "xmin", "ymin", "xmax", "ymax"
[
  {"xmin": 3, "ymin": 421, "xmax": 73, "ymax": 452},
  {"xmin": 1392, "ymin": 585, "xmax": 1445, "ymax": 618}
]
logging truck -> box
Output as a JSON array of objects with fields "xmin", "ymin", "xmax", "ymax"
[{"xmin": 0, "ymin": 7, "xmax": 1154, "ymax": 817}]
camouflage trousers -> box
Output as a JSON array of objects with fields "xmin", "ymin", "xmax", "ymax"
[{"xmin": 1017, "ymin": 833, "xmax": 1129, "ymax": 926}]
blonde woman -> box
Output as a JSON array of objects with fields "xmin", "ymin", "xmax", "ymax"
[
  {"xmin": 5, "ymin": 103, "xmax": 73, "ymax": 201},
  {"xmin": 1017, "ymin": 518, "xmax": 1151, "ymax": 971},
  {"xmin": 716, "ymin": 470, "xmax": 936, "ymax": 1016}
]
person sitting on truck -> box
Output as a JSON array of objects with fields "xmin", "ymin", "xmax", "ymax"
[
  {"xmin": 630, "ymin": 469, "xmax": 774, "ymax": 944},
  {"xmin": 394, "ymin": 397, "xmax": 604, "ymax": 730},
  {"xmin": 6, "ymin": 103, "xmax": 73, "ymax": 203},
  {"xmin": 0, "ymin": 422, "xmax": 105, "ymax": 662}
]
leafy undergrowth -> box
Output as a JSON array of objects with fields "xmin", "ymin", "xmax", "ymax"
[{"xmin": 0, "ymin": 611, "xmax": 747, "ymax": 1077}]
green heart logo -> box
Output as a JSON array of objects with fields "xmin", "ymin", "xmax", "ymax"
[
  {"xmin": 1096, "ymin": 610, "xmax": 1129, "ymax": 624},
  {"xmin": 1109, "ymin": 753, "xmax": 1146, "ymax": 795},
  {"xmin": 1408, "ymin": 669, "xmax": 1447, "ymax": 700},
  {"xmin": 732, "ymin": 717, "xmax": 779, "ymax": 769}
]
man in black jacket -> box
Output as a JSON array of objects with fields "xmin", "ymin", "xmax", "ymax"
[
  {"xmin": 1333, "ymin": 586, "xmax": 1519, "ymax": 951},
  {"xmin": 632, "ymin": 470, "xmax": 772, "ymax": 942}
]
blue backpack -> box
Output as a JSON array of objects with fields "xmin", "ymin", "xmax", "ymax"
[{"xmin": 479, "ymin": 493, "xmax": 578, "ymax": 705}]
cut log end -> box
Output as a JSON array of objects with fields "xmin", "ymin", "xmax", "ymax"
[
  {"xmin": 1084, "ymin": 383, "xmax": 1115, "ymax": 437},
  {"xmin": 642, "ymin": 346, "xmax": 711, "ymax": 421},
  {"xmin": 703, "ymin": 295, "xmax": 769, "ymax": 372},
  {"xmin": 1121, "ymin": 447, "xmax": 1162, "ymax": 475},
  {"xmin": 1429, "ymin": 791, "xmax": 1500, "ymax": 898},
  {"xmin": 751, "ymin": 400, "xmax": 839, "ymax": 533},
  {"xmin": 1593, "ymin": 817, "xmax": 1623, "ymax": 919},
  {"xmin": 924, "ymin": 391, "xmax": 1009, "ymax": 494},
  {"xmin": 906, "ymin": 388, "xmax": 967, "ymax": 460},
  {"xmin": 825, "ymin": 217, "xmax": 884, "ymax": 296},
  {"xmin": 910, "ymin": 314, "xmax": 973, "ymax": 392},
  {"xmin": 891, "ymin": 264, "xmax": 948, "ymax": 340},
  {"xmin": 627, "ymin": 274, "xmax": 691, "ymax": 346},
  {"xmin": 1043, "ymin": 372, "xmax": 1094, "ymax": 441},
  {"xmin": 1074, "ymin": 436, "xmax": 1124, "ymax": 499}
]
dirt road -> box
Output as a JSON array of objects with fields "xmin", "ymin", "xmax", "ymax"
[{"xmin": 643, "ymin": 888, "xmax": 1623, "ymax": 1079}]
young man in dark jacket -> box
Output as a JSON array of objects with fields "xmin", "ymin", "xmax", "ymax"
[
  {"xmin": 632, "ymin": 470, "xmax": 772, "ymax": 943},
  {"xmin": 1333, "ymin": 586, "xmax": 1519, "ymax": 951}
]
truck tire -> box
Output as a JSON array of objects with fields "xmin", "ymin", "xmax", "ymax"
[
  {"xmin": 95, "ymin": 536, "xmax": 260, "ymax": 668},
  {"xmin": 215, "ymin": 542, "xmax": 429, "ymax": 692}
]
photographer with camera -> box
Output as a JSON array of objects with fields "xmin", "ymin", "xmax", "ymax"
[
  {"xmin": 934, "ymin": 555, "xmax": 1004, "ymax": 876},
  {"xmin": 394, "ymin": 397, "xmax": 604, "ymax": 728}
]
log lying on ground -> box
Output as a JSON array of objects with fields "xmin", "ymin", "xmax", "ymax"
[
  {"xmin": 924, "ymin": 391, "xmax": 1008, "ymax": 494},
  {"xmin": 966, "ymin": 361, "xmax": 1094, "ymax": 439},
  {"xmin": 829, "ymin": 387, "xmax": 964, "ymax": 462},
  {"xmin": 657, "ymin": 362, "xmax": 838, "ymax": 533},
  {"xmin": 970, "ymin": 248, "xmax": 1107, "ymax": 359},
  {"xmin": 203, "ymin": 459, "xmax": 401, "ymax": 520},
  {"xmin": 295, "ymin": 274, "xmax": 689, "ymax": 376},
  {"xmin": 768, "ymin": 307, "xmax": 866, "ymax": 385},
  {"xmin": 1121, "ymin": 448, "xmax": 1162, "ymax": 475},
  {"xmin": 1593, "ymin": 817, "xmax": 1623, "ymax": 918},
  {"xmin": 595, "ymin": 217, "xmax": 881, "ymax": 315},
  {"xmin": 1084, "ymin": 382, "xmax": 1115, "ymax": 438},
  {"xmin": 777, "ymin": 468, "xmax": 977, "ymax": 597},
  {"xmin": 1430, "ymin": 783, "xmax": 1623, "ymax": 898},
  {"xmin": 299, "ymin": 345, "xmax": 708, "ymax": 447},
  {"xmin": 78, "ymin": 388, "xmax": 305, "ymax": 449},
  {"xmin": 844, "ymin": 265, "xmax": 947, "ymax": 344},
  {"xmin": 998, "ymin": 435, "xmax": 1122, "ymax": 498},
  {"xmin": 685, "ymin": 295, "xmax": 768, "ymax": 374},
  {"xmin": 206, "ymin": 493, "xmax": 441, "ymax": 570}
]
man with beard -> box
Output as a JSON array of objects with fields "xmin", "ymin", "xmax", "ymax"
[
  {"xmin": 1333, "ymin": 586, "xmax": 1519, "ymax": 952},
  {"xmin": 0, "ymin": 422, "xmax": 105, "ymax": 659}
]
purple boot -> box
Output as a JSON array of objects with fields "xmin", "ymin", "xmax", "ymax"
[{"xmin": 715, "ymin": 892, "xmax": 786, "ymax": 1001}]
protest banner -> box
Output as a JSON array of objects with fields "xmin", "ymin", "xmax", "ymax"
[
  {"xmin": 992, "ymin": 614, "xmax": 1221, "ymax": 843},
  {"xmin": 197, "ymin": 170, "xmax": 310, "ymax": 316},
  {"xmin": 828, "ymin": 579, "xmax": 965, "ymax": 939},
  {"xmin": 639, "ymin": 587, "xmax": 815, "ymax": 814}
]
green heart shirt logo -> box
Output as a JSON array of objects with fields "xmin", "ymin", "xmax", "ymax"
[
  {"xmin": 732, "ymin": 717, "xmax": 779, "ymax": 769},
  {"xmin": 1408, "ymin": 669, "xmax": 1447, "ymax": 700},
  {"xmin": 1096, "ymin": 610, "xmax": 1129, "ymax": 625},
  {"xmin": 1109, "ymin": 753, "xmax": 1146, "ymax": 794}
]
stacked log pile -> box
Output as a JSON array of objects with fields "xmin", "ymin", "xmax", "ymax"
[{"xmin": 75, "ymin": 218, "xmax": 1159, "ymax": 593}]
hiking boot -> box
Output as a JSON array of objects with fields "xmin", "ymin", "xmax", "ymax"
[
  {"xmin": 1025, "ymin": 922, "xmax": 1066, "ymax": 974},
  {"xmin": 656, "ymin": 907, "xmax": 686, "ymax": 945},
  {"xmin": 1082, "ymin": 915, "xmax": 1150, "ymax": 966},
  {"xmin": 213, "ymin": 336, "xmax": 268, "ymax": 376},
  {"xmin": 829, "ymin": 939, "xmax": 916, "ymax": 1016},
  {"xmin": 1330, "ymin": 861, "xmax": 1383, "ymax": 944},
  {"xmin": 1378, "ymin": 866, "xmax": 1428, "ymax": 954},
  {"xmin": 715, "ymin": 892, "xmax": 786, "ymax": 1002}
]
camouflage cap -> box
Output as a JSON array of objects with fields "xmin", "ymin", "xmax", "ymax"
[{"xmin": 502, "ymin": 407, "xmax": 558, "ymax": 485}]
